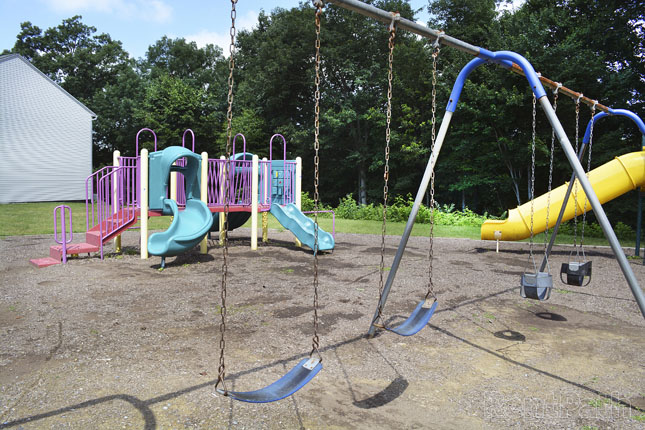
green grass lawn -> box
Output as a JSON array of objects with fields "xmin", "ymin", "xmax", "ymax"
[
  {"xmin": 244, "ymin": 216, "xmax": 631, "ymax": 247},
  {"xmin": 0, "ymin": 201, "xmax": 638, "ymax": 250},
  {"xmin": 0, "ymin": 202, "xmax": 170, "ymax": 236}
]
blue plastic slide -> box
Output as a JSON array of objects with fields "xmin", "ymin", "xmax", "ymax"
[
  {"xmin": 270, "ymin": 203, "xmax": 334, "ymax": 251},
  {"xmin": 148, "ymin": 198, "xmax": 213, "ymax": 257},
  {"xmin": 147, "ymin": 146, "xmax": 213, "ymax": 261}
]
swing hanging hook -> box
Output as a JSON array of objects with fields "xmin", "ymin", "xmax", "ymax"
[
  {"xmin": 432, "ymin": 31, "xmax": 444, "ymax": 54},
  {"xmin": 389, "ymin": 11, "xmax": 400, "ymax": 33},
  {"xmin": 576, "ymin": 93, "xmax": 584, "ymax": 104},
  {"xmin": 553, "ymin": 82, "xmax": 562, "ymax": 95},
  {"xmin": 591, "ymin": 100, "xmax": 598, "ymax": 112}
]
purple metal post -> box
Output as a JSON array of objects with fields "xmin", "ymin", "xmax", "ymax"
[
  {"xmin": 269, "ymin": 134, "xmax": 287, "ymax": 203},
  {"xmin": 136, "ymin": 128, "xmax": 157, "ymax": 155},
  {"xmin": 182, "ymin": 129, "xmax": 196, "ymax": 152},
  {"xmin": 54, "ymin": 205, "xmax": 73, "ymax": 263}
]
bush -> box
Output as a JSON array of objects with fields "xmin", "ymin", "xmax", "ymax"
[
  {"xmin": 301, "ymin": 191, "xmax": 315, "ymax": 212},
  {"xmin": 329, "ymin": 193, "xmax": 488, "ymax": 226}
]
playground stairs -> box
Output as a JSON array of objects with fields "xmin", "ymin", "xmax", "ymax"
[{"xmin": 30, "ymin": 211, "xmax": 139, "ymax": 268}]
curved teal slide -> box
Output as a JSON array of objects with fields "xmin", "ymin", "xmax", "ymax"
[
  {"xmin": 270, "ymin": 203, "xmax": 334, "ymax": 251},
  {"xmin": 148, "ymin": 199, "xmax": 213, "ymax": 257},
  {"xmin": 147, "ymin": 146, "xmax": 213, "ymax": 261}
]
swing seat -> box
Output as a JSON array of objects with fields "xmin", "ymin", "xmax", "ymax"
[
  {"xmin": 521, "ymin": 272, "xmax": 552, "ymax": 301},
  {"xmin": 217, "ymin": 357, "xmax": 322, "ymax": 403},
  {"xmin": 385, "ymin": 299, "xmax": 438, "ymax": 336},
  {"xmin": 560, "ymin": 261, "xmax": 592, "ymax": 286}
]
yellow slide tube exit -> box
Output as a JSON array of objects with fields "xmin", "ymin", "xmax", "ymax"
[{"xmin": 481, "ymin": 151, "xmax": 645, "ymax": 241}]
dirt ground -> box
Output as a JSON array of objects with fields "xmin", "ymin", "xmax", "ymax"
[{"xmin": 1, "ymin": 228, "xmax": 644, "ymax": 429}]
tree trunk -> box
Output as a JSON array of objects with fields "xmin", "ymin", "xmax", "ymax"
[{"xmin": 358, "ymin": 165, "xmax": 367, "ymax": 205}]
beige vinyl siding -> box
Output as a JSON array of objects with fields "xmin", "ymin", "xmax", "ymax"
[{"xmin": 0, "ymin": 55, "xmax": 94, "ymax": 203}]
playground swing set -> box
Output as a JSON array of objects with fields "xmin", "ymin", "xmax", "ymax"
[{"xmin": 29, "ymin": 0, "xmax": 645, "ymax": 404}]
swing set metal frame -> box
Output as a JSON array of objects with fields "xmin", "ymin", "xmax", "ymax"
[{"xmin": 320, "ymin": 0, "xmax": 645, "ymax": 333}]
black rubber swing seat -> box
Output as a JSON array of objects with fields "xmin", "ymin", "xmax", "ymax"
[
  {"xmin": 520, "ymin": 272, "xmax": 553, "ymax": 301},
  {"xmin": 217, "ymin": 357, "xmax": 322, "ymax": 403},
  {"xmin": 560, "ymin": 261, "xmax": 592, "ymax": 286},
  {"xmin": 385, "ymin": 299, "xmax": 438, "ymax": 336}
]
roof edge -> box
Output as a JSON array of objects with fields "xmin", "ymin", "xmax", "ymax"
[{"xmin": 1, "ymin": 53, "xmax": 98, "ymax": 119}]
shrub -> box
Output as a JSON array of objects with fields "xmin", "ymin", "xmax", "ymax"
[{"xmin": 329, "ymin": 193, "xmax": 488, "ymax": 226}]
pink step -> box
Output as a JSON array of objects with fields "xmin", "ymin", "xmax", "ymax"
[
  {"xmin": 86, "ymin": 230, "xmax": 101, "ymax": 247},
  {"xmin": 49, "ymin": 243, "xmax": 100, "ymax": 260},
  {"xmin": 30, "ymin": 257, "xmax": 61, "ymax": 268}
]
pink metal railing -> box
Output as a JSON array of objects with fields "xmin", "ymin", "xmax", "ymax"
[
  {"xmin": 54, "ymin": 205, "xmax": 73, "ymax": 264},
  {"xmin": 207, "ymin": 158, "xmax": 254, "ymax": 207},
  {"xmin": 284, "ymin": 160, "xmax": 297, "ymax": 205},
  {"xmin": 118, "ymin": 156, "xmax": 139, "ymax": 205},
  {"xmin": 259, "ymin": 159, "xmax": 272, "ymax": 207},
  {"xmin": 86, "ymin": 164, "xmax": 137, "ymax": 258}
]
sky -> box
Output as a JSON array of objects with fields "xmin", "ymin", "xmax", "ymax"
[{"xmin": 0, "ymin": 0, "xmax": 437, "ymax": 60}]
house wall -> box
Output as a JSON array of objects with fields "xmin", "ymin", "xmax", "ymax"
[{"xmin": 0, "ymin": 57, "xmax": 93, "ymax": 203}]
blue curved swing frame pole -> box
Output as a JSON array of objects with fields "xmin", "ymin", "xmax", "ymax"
[
  {"xmin": 538, "ymin": 109, "xmax": 645, "ymax": 272},
  {"xmin": 325, "ymin": 1, "xmax": 645, "ymax": 337}
]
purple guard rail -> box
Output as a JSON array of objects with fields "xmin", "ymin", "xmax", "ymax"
[
  {"xmin": 86, "ymin": 164, "xmax": 137, "ymax": 258},
  {"xmin": 53, "ymin": 205, "xmax": 73, "ymax": 264},
  {"xmin": 206, "ymin": 133, "xmax": 262, "ymax": 208},
  {"xmin": 259, "ymin": 159, "xmax": 272, "ymax": 207},
  {"xmin": 302, "ymin": 210, "xmax": 336, "ymax": 238},
  {"xmin": 135, "ymin": 128, "xmax": 157, "ymax": 155},
  {"xmin": 270, "ymin": 134, "xmax": 297, "ymax": 205},
  {"xmin": 176, "ymin": 129, "xmax": 196, "ymax": 206},
  {"xmin": 207, "ymin": 158, "xmax": 253, "ymax": 207}
]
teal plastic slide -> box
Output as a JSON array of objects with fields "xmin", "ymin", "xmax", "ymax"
[
  {"xmin": 270, "ymin": 203, "xmax": 334, "ymax": 251},
  {"xmin": 148, "ymin": 199, "xmax": 212, "ymax": 257},
  {"xmin": 147, "ymin": 146, "xmax": 213, "ymax": 261}
]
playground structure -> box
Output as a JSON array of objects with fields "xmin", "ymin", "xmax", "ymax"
[{"xmin": 30, "ymin": 129, "xmax": 335, "ymax": 268}]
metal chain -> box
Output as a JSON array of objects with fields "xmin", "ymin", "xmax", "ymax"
[
  {"xmin": 580, "ymin": 101, "xmax": 597, "ymax": 254},
  {"xmin": 215, "ymin": 0, "xmax": 237, "ymax": 394},
  {"xmin": 528, "ymin": 94, "xmax": 537, "ymax": 270},
  {"xmin": 377, "ymin": 15, "xmax": 397, "ymax": 324},
  {"xmin": 572, "ymin": 97, "xmax": 581, "ymax": 259},
  {"xmin": 310, "ymin": 0, "xmax": 323, "ymax": 360},
  {"xmin": 426, "ymin": 39, "xmax": 440, "ymax": 301},
  {"xmin": 543, "ymin": 86, "xmax": 559, "ymax": 258}
]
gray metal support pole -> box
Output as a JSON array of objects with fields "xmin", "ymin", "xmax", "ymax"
[
  {"xmin": 367, "ymin": 111, "xmax": 454, "ymax": 337},
  {"xmin": 638, "ymin": 135, "xmax": 645, "ymax": 260},
  {"xmin": 327, "ymin": 0, "xmax": 480, "ymax": 55},
  {"xmin": 636, "ymin": 190, "xmax": 642, "ymax": 258},
  {"xmin": 538, "ymin": 143, "xmax": 587, "ymax": 272},
  {"xmin": 539, "ymin": 96, "xmax": 645, "ymax": 318}
]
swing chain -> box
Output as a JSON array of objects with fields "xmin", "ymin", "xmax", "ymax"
[
  {"xmin": 426, "ymin": 36, "xmax": 440, "ymax": 301},
  {"xmin": 529, "ymin": 93, "xmax": 536, "ymax": 268},
  {"xmin": 310, "ymin": 0, "xmax": 323, "ymax": 360},
  {"xmin": 544, "ymin": 87, "xmax": 558, "ymax": 254},
  {"xmin": 377, "ymin": 14, "xmax": 397, "ymax": 324},
  {"xmin": 215, "ymin": 0, "xmax": 238, "ymax": 394},
  {"xmin": 572, "ymin": 97, "xmax": 581, "ymax": 258},
  {"xmin": 580, "ymin": 101, "xmax": 597, "ymax": 251}
]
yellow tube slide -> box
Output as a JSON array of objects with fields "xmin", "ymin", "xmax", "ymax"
[{"xmin": 481, "ymin": 151, "xmax": 645, "ymax": 241}]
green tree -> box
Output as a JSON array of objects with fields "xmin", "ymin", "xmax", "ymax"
[{"xmin": 138, "ymin": 37, "xmax": 229, "ymax": 155}]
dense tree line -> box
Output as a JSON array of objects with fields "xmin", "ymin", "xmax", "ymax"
[{"xmin": 3, "ymin": 0, "xmax": 644, "ymax": 225}]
